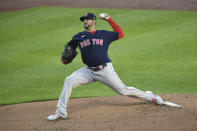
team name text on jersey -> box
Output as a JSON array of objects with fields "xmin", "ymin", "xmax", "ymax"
[{"xmin": 80, "ymin": 39, "xmax": 104, "ymax": 48}]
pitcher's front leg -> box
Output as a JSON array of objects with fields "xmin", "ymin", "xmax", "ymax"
[{"xmin": 56, "ymin": 67, "xmax": 95, "ymax": 118}]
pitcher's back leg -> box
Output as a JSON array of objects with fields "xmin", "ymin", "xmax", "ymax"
[{"xmin": 94, "ymin": 63, "xmax": 163, "ymax": 104}]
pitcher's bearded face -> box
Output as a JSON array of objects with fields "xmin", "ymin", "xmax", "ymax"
[{"xmin": 83, "ymin": 19, "xmax": 96, "ymax": 29}]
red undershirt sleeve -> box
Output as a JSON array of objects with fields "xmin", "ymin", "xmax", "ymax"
[{"xmin": 107, "ymin": 18, "xmax": 124, "ymax": 39}]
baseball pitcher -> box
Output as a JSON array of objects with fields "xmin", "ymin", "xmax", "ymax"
[{"xmin": 47, "ymin": 13, "xmax": 163, "ymax": 120}]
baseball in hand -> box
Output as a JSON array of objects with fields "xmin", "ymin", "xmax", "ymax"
[{"xmin": 99, "ymin": 13, "xmax": 106, "ymax": 18}]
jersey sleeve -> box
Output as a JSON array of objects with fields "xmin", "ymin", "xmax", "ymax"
[
  {"xmin": 107, "ymin": 18, "xmax": 124, "ymax": 39},
  {"xmin": 66, "ymin": 33, "xmax": 81, "ymax": 49},
  {"xmin": 72, "ymin": 33, "xmax": 82, "ymax": 41},
  {"xmin": 105, "ymin": 31, "xmax": 119, "ymax": 43},
  {"xmin": 66, "ymin": 39, "xmax": 78, "ymax": 49}
]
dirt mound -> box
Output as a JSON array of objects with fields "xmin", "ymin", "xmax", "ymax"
[{"xmin": 0, "ymin": 94, "xmax": 197, "ymax": 131}]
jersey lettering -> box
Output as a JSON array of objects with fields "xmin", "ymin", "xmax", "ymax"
[
  {"xmin": 72, "ymin": 30, "xmax": 119, "ymax": 67},
  {"xmin": 92, "ymin": 39, "xmax": 96, "ymax": 45},
  {"xmin": 80, "ymin": 39, "xmax": 104, "ymax": 48}
]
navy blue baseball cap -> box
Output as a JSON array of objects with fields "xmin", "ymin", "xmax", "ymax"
[{"xmin": 80, "ymin": 13, "xmax": 96, "ymax": 21}]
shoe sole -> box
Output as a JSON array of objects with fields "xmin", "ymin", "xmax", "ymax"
[{"xmin": 163, "ymin": 101, "xmax": 183, "ymax": 108}]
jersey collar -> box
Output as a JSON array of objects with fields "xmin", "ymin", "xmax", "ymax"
[{"xmin": 89, "ymin": 30, "xmax": 96, "ymax": 34}]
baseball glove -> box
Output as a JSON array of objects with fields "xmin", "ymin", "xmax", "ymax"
[{"xmin": 61, "ymin": 43, "xmax": 77, "ymax": 65}]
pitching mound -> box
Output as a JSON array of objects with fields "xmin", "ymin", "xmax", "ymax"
[{"xmin": 0, "ymin": 94, "xmax": 197, "ymax": 131}]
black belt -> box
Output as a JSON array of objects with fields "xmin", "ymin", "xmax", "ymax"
[{"xmin": 88, "ymin": 63, "xmax": 107, "ymax": 71}]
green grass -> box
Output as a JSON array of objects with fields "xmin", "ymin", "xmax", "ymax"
[{"xmin": 0, "ymin": 7, "xmax": 197, "ymax": 105}]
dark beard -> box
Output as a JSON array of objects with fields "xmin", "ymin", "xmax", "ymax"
[
  {"xmin": 84, "ymin": 25, "xmax": 89, "ymax": 30},
  {"xmin": 84, "ymin": 26, "xmax": 89, "ymax": 30}
]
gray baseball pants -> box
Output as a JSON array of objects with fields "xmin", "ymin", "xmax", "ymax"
[{"xmin": 56, "ymin": 63, "xmax": 154, "ymax": 116}]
